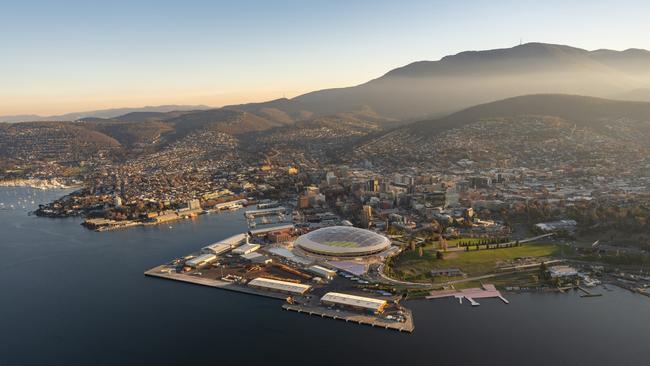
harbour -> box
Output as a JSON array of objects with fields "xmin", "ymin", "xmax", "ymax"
[{"xmin": 2, "ymin": 187, "xmax": 650, "ymax": 366}]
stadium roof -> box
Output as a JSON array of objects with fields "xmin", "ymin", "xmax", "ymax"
[{"xmin": 295, "ymin": 226, "xmax": 391, "ymax": 257}]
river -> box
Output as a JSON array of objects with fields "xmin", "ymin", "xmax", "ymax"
[{"xmin": 1, "ymin": 187, "xmax": 648, "ymax": 366}]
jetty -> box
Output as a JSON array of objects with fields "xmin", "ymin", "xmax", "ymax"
[
  {"xmin": 282, "ymin": 303, "xmax": 414, "ymax": 333},
  {"xmin": 426, "ymin": 284, "xmax": 509, "ymax": 306},
  {"xmin": 144, "ymin": 265, "xmax": 289, "ymax": 300}
]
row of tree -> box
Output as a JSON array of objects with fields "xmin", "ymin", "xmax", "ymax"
[
  {"xmin": 457, "ymin": 237, "xmax": 511, "ymax": 247},
  {"xmin": 465, "ymin": 240, "xmax": 521, "ymax": 251}
]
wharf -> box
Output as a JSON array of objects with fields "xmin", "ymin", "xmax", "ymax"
[
  {"xmin": 282, "ymin": 303, "xmax": 415, "ymax": 333},
  {"xmin": 426, "ymin": 284, "xmax": 509, "ymax": 306},
  {"xmin": 144, "ymin": 265, "xmax": 289, "ymax": 300}
]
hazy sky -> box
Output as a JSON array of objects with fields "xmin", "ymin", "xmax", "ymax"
[{"xmin": 1, "ymin": 0, "xmax": 649, "ymax": 115}]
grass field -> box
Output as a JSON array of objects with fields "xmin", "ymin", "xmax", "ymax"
[{"xmin": 389, "ymin": 242, "xmax": 563, "ymax": 282}]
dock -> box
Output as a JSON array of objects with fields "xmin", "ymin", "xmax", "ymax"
[
  {"xmin": 282, "ymin": 303, "xmax": 415, "ymax": 333},
  {"xmin": 144, "ymin": 265, "xmax": 289, "ymax": 300},
  {"xmin": 426, "ymin": 284, "xmax": 509, "ymax": 306},
  {"xmin": 577, "ymin": 286, "xmax": 603, "ymax": 298}
]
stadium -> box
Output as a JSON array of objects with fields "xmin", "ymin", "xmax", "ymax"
[{"xmin": 295, "ymin": 226, "xmax": 391, "ymax": 257}]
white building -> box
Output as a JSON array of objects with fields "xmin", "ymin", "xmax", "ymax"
[
  {"xmin": 241, "ymin": 252, "xmax": 272, "ymax": 264},
  {"xmin": 185, "ymin": 253, "xmax": 217, "ymax": 268},
  {"xmin": 247, "ymin": 277, "xmax": 311, "ymax": 295},
  {"xmin": 548, "ymin": 265, "xmax": 578, "ymax": 278},
  {"xmin": 308, "ymin": 265, "xmax": 336, "ymax": 280},
  {"xmin": 233, "ymin": 243, "xmax": 261, "ymax": 255},
  {"xmin": 535, "ymin": 220, "xmax": 577, "ymax": 233},
  {"xmin": 320, "ymin": 292, "xmax": 387, "ymax": 314},
  {"xmin": 202, "ymin": 234, "xmax": 247, "ymax": 254},
  {"xmin": 202, "ymin": 243, "xmax": 233, "ymax": 255}
]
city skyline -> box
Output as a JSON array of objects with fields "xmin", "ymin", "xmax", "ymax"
[{"xmin": 2, "ymin": 0, "xmax": 650, "ymax": 115}]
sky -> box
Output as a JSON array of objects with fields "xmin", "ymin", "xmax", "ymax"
[{"xmin": 1, "ymin": 0, "xmax": 649, "ymax": 116}]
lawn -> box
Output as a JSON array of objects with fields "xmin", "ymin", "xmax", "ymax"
[{"xmin": 389, "ymin": 242, "xmax": 563, "ymax": 282}]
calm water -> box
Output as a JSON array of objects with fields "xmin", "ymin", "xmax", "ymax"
[{"xmin": 1, "ymin": 187, "xmax": 649, "ymax": 366}]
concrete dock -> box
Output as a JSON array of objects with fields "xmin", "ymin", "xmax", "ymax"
[
  {"xmin": 282, "ymin": 303, "xmax": 415, "ymax": 333},
  {"xmin": 426, "ymin": 284, "xmax": 509, "ymax": 306},
  {"xmin": 144, "ymin": 265, "xmax": 289, "ymax": 300},
  {"xmin": 146, "ymin": 265, "xmax": 416, "ymax": 333}
]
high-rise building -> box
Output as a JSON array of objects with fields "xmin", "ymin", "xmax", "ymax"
[
  {"xmin": 366, "ymin": 178, "xmax": 379, "ymax": 192},
  {"xmin": 361, "ymin": 205, "xmax": 373, "ymax": 228},
  {"xmin": 325, "ymin": 171, "xmax": 337, "ymax": 185}
]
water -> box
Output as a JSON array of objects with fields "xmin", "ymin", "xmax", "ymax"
[{"xmin": 1, "ymin": 187, "xmax": 649, "ymax": 366}]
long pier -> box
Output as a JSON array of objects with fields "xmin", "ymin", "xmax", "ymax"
[
  {"xmin": 144, "ymin": 265, "xmax": 289, "ymax": 300},
  {"xmin": 282, "ymin": 303, "xmax": 415, "ymax": 333}
]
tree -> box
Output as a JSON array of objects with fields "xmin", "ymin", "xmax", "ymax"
[{"xmin": 539, "ymin": 261, "xmax": 549, "ymax": 280}]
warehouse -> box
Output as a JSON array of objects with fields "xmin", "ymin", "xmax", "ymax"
[
  {"xmin": 247, "ymin": 277, "xmax": 311, "ymax": 295},
  {"xmin": 233, "ymin": 243, "xmax": 261, "ymax": 255},
  {"xmin": 219, "ymin": 233, "xmax": 248, "ymax": 246},
  {"xmin": 242, "ymin": 252, "xmax": 272, "ymax": 264},
  {"xmin": 249, "ymin": 224, "xmax": 295, "ymax": 238},
  {"xmin": 202, "ymin": 242, "xmax": 233, "ymax": 255},
  {"xmin": 202, "ymin": 234, "xmax": 247, "ymax": 254},
  {"xmin": 320, "ymin": 292, "xmax": 387, "ymax": 314},
  {"xmin": 308, "ymin": 265, "xmax": 337, "ymax": 280},
  {"xmin": 186, "ymin": 253, "xmax": 217, "ymax": 268}
]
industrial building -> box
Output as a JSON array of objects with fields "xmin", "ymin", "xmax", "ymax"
[
  {"xmin": 295, "ymin": 226, "xmax": 391, "ymax": 257},
  {"xmin": 249, "ymin": 223, "xmax": 294, "ymax": 237},
  {"xmin": 320, "ymin": 292, "xmax": 387, "ymax": 314},
  {"xmin": 247, "ymin": 277, "xmax": 311, "ymax": 295},
  {"xmin": 241, "ymin": 252, "xmax": 272, "ymax": 264},
  {"xmin": 202, "ymin": 234, "xmax": 247, "ymax": 254},
  {"xmin": 202, "ymin": 243, "xmax": 233, "ymax": 255},
  {"xmin": 548, "ymin": 265, "xmax": 578, "ymax": 278},
  {"xmin": 185, "ymin": 254, "xmax": 217, "ymax": 268},
  {"xmin": 220, "ymin": 233, "xmax": 248, "ymax": 246},
  {"xmin": 233, "ymin": 243, "xmax": 261, "ymax": 255},
  {"xmin": 308, "ymin": 265, "xmax": 337, "ymax": 280}
]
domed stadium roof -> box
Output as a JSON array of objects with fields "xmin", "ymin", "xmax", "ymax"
[{"xmin": 295, "ymin": 226, "xmax": 391, "ymax": 257}]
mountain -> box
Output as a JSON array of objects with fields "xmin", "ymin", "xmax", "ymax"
[
  {"xmin": 0, "ymin": 105, "xmax": 212, "ymax": 123},
  {"xmin": 290, "ymin": 43, "xmax": 650, "ymax": 120},
  {"xmin": 6, "ymin": 43, "xmax": 650, "ymax": 126},
  {"xmin": 611, "ymin": 88, "xmax": 650, "ymax": 102},
  {"xmin": 406, "ymin": 94, "xmax": 650, "ymax": 137},
  {"xmin": 353, "ymin": 94, "xmax": 650, "ymax": 169}
]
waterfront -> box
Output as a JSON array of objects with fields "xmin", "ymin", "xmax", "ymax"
[{"xmin": 1, "ymin": 187, "xmax": 650, "ymax": 366}]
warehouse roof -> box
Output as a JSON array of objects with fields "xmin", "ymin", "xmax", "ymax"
[
  {"xmin": 321, "ymin": 292, "xmax": 387, "ymax": 312},
  {"xmin": 249, "ymin": 223, "xmax": 294, "ymax": 235},
  {"xmin": 186, "ymin": 253, "xmax": 217, "ymax": 267},
  {"xmin": 248, "ymin": 277, "xmax": 311, "ymax": 294}
]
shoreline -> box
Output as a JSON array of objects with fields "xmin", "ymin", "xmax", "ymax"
[{"xmin": 0, "ymin": 178, "xmax": 79, "ymax": 190}]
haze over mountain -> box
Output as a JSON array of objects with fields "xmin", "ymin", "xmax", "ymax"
[
  {"xmin": 289, "ymin": 43, "xmax": 650, "ymax": 120},
  {"xmin": 0, "ymin": 105, "xmax": 212, "ymax": 123},
  {"xmin": 5, "ymin": 42, "xmax": 650, "ymax": 131}
]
